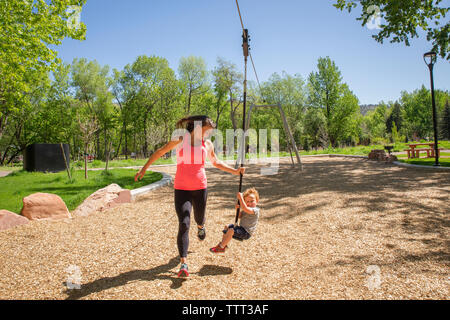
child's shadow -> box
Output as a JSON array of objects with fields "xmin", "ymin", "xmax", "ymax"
[{"xmin": 64, "ymin": 256, "xmax": 233, "ymax": 300}]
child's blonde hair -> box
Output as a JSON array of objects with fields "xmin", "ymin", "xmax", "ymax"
[{"xmin": 243, "ymin": 187, "xmax": 259, "ymax": 202}]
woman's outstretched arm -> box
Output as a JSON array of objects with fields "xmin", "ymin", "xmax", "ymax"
[
  {"xmin": 134, "ymin": 138, "xmax": 181, "ymax": 181},
  {"xmin": 205, "ymin": 140, "xmax": 245, "ymax": 176}
]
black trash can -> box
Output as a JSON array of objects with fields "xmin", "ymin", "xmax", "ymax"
[{"xmin": 24, "ymin": 143, "xmax": 70, "ymax": 173}]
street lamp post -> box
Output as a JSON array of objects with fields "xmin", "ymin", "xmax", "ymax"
[{"xmin": 423, "ymin": 51, "xmax": 440, "ymax": 167}]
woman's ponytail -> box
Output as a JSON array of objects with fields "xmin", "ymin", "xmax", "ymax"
[{"xmin": 175, "ymin": 117, "xmax": 190, "ymax": 129}]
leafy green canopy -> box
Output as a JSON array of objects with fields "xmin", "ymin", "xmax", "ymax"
[
  {"xmin": 307, "ymin": 57, "xmax": 361, "ymax": 147},
  {"xmin": 334, "ymin": 0, "xmax": 449, "ymax": 60},
  {"xmin": 0, "ymin": 0, "xmax": 87, "ymax": 113}
]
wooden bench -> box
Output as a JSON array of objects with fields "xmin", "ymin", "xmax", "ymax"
[
  {"xmin": 404, "ymin": 149, "xmax": 421, "ymax": 158},
  {"xmin": 425, "ymin": 148, "xmax": 444, "ymax": 158},
  {"xmin": 405, "ymin": 148, "xmax": 444, "ymax": 158},
  {"xmin": 406, "ymin": 142, "xmax": 441, "ymax": 159}
]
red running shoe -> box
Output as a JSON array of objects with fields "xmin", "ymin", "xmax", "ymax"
[
  {"xmin": 210, "ymin": 244, "xmax": 227, "ymax": 253},
  {"xmin": 177, "ymin": 263, "xmax": 189, "ymax": 278}
]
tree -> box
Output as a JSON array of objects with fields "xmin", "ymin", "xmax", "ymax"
[
  {"xmin": 303, "ymin": 107, "xmax": 327, "ymax": 150},
  {"xmin": 362, "ymin": 103, "xmax": 389, "ymax": 143},
  {"xmin": 0, "ymin": 72, "xmax": 50, "ymax": 165},
  {"xmin": 212, "ymin": 57, "xmax": 243, "ymax": 130},
  {"xmin": 71, "ymin": 58, "xmax": 113, "ymax": 160},
  {"xmin": 401, "ymin": 87, "xmax": 449, "ymax": 140},
  {"xmin": 95, "ymin": 89, "xmax": 117, "ymax": 163},
  {"xmin": 261, "ymin": 72, "xmax": 306, "ymax": 149},
  {"xmin": 25, "ymin": 62, "xmax": 83, "ymax": 172},
  {"xmin": 308, "ymin": 58, "xmax": 342, "ymax": 118},
  {"xmin": 307, "ymin": 57, "xmax": 359, "ymax": 147},
  {"xmin": 390, "ymin": 121, "xmax": 405, "ymax": 144},
  {"xmin": 402, "ymin": 86, "xmax": 434, "ymax": 140},
  {"xmin": 386, "ymin": 102, "xmax": 403, "ymax": 134},
  {"xmin": 154, "ymin": 62, "xmax": 183, "ymax": 145},
  {"xmin": 110, "ymin": 68, "xmax": 131, "ymax": 159},
  {"xmin": 328, "ymin": 84, "xmax": 361, "ymax": 146},
  {"xmin": 0, "ymin": 0, "xmax": 87, "ymax": 143},
  {"xmin": 125, "ymin": 55, "xmax": 180, "ymax": 157},
  {"xmin": 178, "ymin": 56, "xmax": 208, "ymax": 114},
  {"xmin": 334, "ymin": 0, "xmax": 449, "ymax": 59},
  {"xmin": 439, "ymin": 99, "xmax": 450, "ymax": 139},
  {"xmin": 76, "ymin": 107, "xmax": 99, "ymax": 179}
]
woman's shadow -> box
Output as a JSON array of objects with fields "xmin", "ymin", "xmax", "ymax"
[{"xmin": 65, "ymin": 255, "xmax": 233, "ymax": 300}]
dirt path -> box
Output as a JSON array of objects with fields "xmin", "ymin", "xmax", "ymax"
[{"xmin": 0, "ymin": 156, "xmax": 448, "ymax": 299}]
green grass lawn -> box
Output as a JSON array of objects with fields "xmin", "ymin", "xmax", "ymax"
[
  {"xmin": 0, "ymin": 164, "xmax": 22, "ymax": 172},
  {"xmin": 397, "ymin": 157, "xmax": 450, "ymax": 167},
  {"xmin": 0, "ymin": 169, "xmax": 162, "ymax": 214},
  {"xmin": 76, "ymin": 157, "xmax": 175, "ymax": 169}
]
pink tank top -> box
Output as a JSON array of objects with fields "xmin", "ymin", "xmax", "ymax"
[{"xmin": 174, "ymin": 133, "xmax": 208, "ymax": 190}]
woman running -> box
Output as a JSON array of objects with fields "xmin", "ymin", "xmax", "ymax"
[{"xmin": 135, "ymin": 115, "xmax": 245, "ymax": 277}]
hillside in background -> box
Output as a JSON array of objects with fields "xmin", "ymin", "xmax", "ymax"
[{"xmin": 360, "ymin": 104, "xmax": 379, "ymax": 115}]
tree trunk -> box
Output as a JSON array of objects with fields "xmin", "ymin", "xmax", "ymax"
[
  {"xmin": 124, "ymin": 118, "xmax": 128, "ymax": 160},
  {"xmin": 0, "ymin": 130, "xmax": 16, "ymax": 165},
  {"xmin": 0, "ymin": 112, "xmax": 8, "ymax": 141},
  {"xmin": 0, "ymin": 145, "xmax": 11, "ymax": 165},
  {"xmin": 60, "ymin": 143, "xmax": 72, "ymax": 181},
  {"xmin": 105, "ymin": 140, "xmax": 112, "ymax": 172},
  {"xmin": 215, "ymin": 113, "xmax": 220, "ymax": 129},
  {"xmin": 6, "ymin": 144, "xmax": 25, "ymax": 165},
  {"xmin": 143, "ymin": 112, "xmax": 148, "ymax": 157},
  {"xmin": 187, "ymin": 90, "xmax": 192, "ymax": 114},
  {"xmin": 72, "ymin": 135, "xmax": 77, "ymax": 161},
  {"xmin": 84, "ymin": 143, "xmax": 88, "ymax": 179},
  {"xmin": 95, "ymin": 130, "xmax": 100, "ymax": 161},
  {"xmin": 230, "ymin": 95, "xmax": 241, "ymax": 132},
  {"xmin": 133, "ymin": 132, "xmax": 136, "ymax": 158},
  {"xmin": 115, "ymin": 130, "xmax": 123, "ymax": 161},
  {"xmin": 230, "ymin": 93, "xmax": 237, "ymax": 131},
  {"xmin": 104, "ymin": 127, "xmax": 107, "ymax": 161}
]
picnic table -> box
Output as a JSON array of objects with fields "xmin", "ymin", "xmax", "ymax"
[{"xmin": 405, "ymin": 143, "xmax": 442, "ymax": 159}]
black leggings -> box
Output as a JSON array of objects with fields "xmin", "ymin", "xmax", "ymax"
[{"xmin": 174, "ymin": 188, "xmax": 208, "ymax": 258}]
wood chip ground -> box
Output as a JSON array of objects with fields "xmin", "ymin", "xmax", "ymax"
[{"xmin": 0, "ymin": 156, "xmax": 448, "ymax": 299}]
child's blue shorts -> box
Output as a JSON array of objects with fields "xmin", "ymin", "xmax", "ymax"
[{"xmin": 223, "ymin": 224, "xmax": 251, "ymax": 241}]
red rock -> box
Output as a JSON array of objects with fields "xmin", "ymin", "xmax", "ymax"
[
  {"xmin": 72, "ymin": 183, "xmax": 132, "ymax": 217},
  {"xmin": 369, "ymin": 150, "xmax": 387, "ymax": 161},
  {"xmin": 368, "ymin": 150, "xmax": 398, "ymax": 163},
  {"xmin": 20, "ymin": 193, "xmax": 71, "ymax": 221},
  {"xmin": 386, "ymin": 155, "xmax": 398, "ymax": 163},
  {"xmin": 0, "ymin": 210, "xmax": 29, "ymax": 231}
]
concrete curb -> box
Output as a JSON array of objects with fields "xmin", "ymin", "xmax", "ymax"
[
  {"xmin": 0, "ymin": 171, "xmax": 13, "ymax": 177},
  {"xmin": 130, "ymin": 172, "xmax": 173, "ymax": 199}
]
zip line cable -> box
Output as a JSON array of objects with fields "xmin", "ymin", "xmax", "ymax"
[
  {"xmin": 249, "ymin": 53, "xmax": 264, "ymax": 101},
  {"xmin": 235, "ymin": 0, "xmax": 245, "ymax": 30},
  {"xmin": 234, "ymin": 0, "xmax": 265, "ymax": 102}
]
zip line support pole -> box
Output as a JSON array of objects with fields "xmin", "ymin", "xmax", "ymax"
[{"xmin": 235, "ymin": 28, "xmax": 249, "ymax": 224}]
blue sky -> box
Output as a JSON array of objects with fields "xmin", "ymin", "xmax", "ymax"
[{"xmin": 58, "ymin": 0, "xmax": 449, "ymax": 105}]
